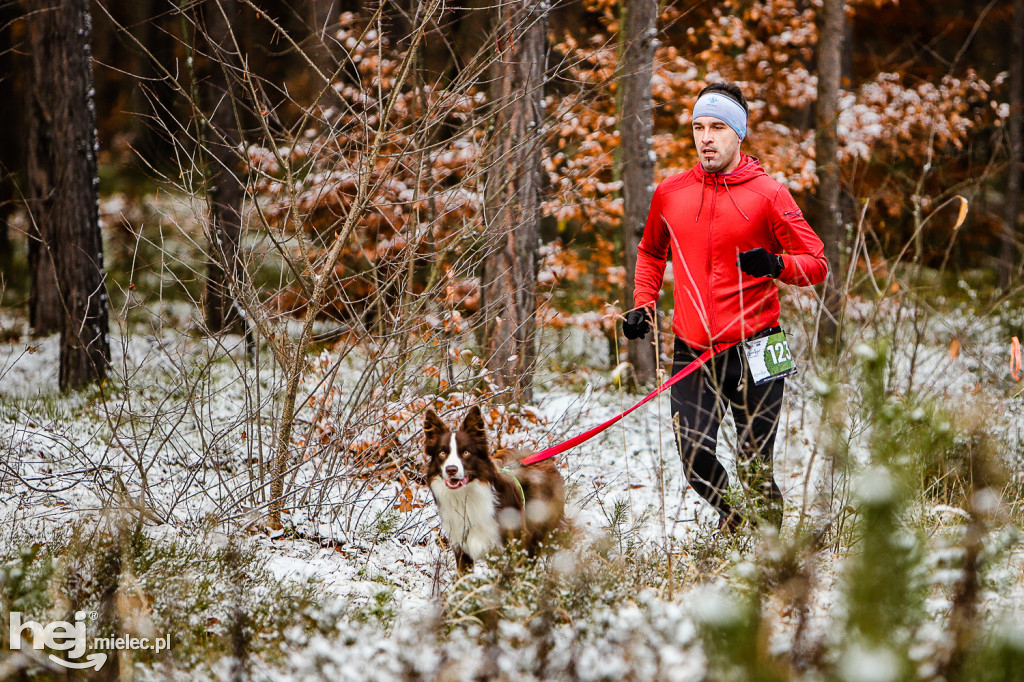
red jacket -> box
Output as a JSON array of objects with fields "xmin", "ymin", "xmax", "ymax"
[{"xmin": 634, "ymin": 155, "xmax": 828, "ymax": 350}]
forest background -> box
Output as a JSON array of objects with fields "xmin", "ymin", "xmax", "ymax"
[
  {"xmin": 1, "ymin": 0, "xmax": 1024, "ymax": 679},
  {"xmin": 1, "ymin": 0, "xmax": 1021, "ymax": 400}
]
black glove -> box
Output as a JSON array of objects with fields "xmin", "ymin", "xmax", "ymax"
[
  {"xmin": 623, "ymin": 307, "xmax": 654, "ymax": 340},
  {"xmin": 737, "ymin": 248, "xmax": 784, "ymax": 278}
]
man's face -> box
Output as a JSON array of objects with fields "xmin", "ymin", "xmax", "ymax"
[{"xmin": 692, "ymin": 116, "xmax": 742, "ymax": 174}]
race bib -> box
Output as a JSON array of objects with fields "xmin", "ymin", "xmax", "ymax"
[{"xmin": 743, "ymin": 330, "xmax": 797, "ymax": 385}]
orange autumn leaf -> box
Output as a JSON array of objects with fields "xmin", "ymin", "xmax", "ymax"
[
  {"xmin": 1012, "ymin": 337, "xmax": 1021, "ymax": 381},
  {"xmin": 953, "ymin": 196, "xmax": 969, "ymax": 230},
  {"xmin": 396, "ymin": 487, "xmax": 414, "ymax": 513}
]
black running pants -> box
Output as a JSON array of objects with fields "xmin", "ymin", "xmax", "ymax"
[{"xmin": 670, "ymin": 336, "xmax": 785, "ymax": 518}]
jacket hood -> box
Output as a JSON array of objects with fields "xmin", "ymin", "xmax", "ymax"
[{"xmin": 692, "ymin": 153, "xmax": 767, "ymax": 222}]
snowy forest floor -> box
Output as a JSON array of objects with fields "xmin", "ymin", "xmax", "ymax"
[{"xmin": 2, "ymin": 284, "xmax": 1024, "ymax": 680}]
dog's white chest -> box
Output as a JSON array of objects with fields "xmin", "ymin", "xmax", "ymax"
[{"xmin": 430, "ymin": 478, "xmax": 500, "ymax": 561}]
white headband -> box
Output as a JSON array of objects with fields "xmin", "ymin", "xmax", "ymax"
[{"xmin": 692, "ymin": 93, "xmax": 747, "ymax": 140}]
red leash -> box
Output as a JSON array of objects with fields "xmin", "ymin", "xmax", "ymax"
[{"xmin": 521, "ymin": 341, "xmax": 737, "ymax": 466}]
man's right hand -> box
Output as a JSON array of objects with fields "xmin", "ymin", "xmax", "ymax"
[{"xmin": 623, "ymin": 307, "xmax": 654, "ymax": 340}]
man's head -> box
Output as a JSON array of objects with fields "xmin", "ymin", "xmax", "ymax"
[{"xmin": 692, "ymin": 83, "xmax": 748, "ymax": 174}]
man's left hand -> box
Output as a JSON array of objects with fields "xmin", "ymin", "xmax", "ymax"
[{"xmin": 737, "ymin": 248, "xmax": 784, "ymax": 278}]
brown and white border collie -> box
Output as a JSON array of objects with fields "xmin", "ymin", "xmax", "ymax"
[{"xmin": 423, "ymin": 406, "xmax": 566, "ymax": 572}]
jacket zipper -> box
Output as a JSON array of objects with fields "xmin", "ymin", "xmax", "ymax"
[{"xmin": 706, "ymin": 175, "xmax": 719, "ymax": 346}]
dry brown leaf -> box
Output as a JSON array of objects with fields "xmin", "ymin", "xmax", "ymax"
[{"xmin": 953, "ymin": 196, "xmax": 969, "ymax": 230}]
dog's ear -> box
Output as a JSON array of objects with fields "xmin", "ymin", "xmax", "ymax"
[
  {"xmin": 423, "ymin": 409, "xmax": 447, "ymax": 444},
  {"xmin": 461, "ymin": 406, "xmax": 488, "ymax": 446}
]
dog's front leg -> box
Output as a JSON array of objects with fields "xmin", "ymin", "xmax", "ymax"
[{"xmin": 454, "ymin": 546, "xmax": 474, "ymax": 574}]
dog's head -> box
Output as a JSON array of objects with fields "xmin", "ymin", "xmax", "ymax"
[{"xmin": 424, "ymin": 406, "xmax": 495, "ymax": 490}]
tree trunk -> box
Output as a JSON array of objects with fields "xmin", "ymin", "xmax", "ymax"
[
  {"xmin": 0, "ymin": 2, "xmax": 19, "ymax": 272},
  {"xmin": 618, "ymin": 0, "xmax": 657, "ymax": 386},
  {"xmin": 377, "ymin": 0, "xmax": 411, "ymax": 51},
  {"xmin": 200, "ymin": 0, "xmax": 246, "ymax": 334},
  {"xmin": 812, "ymin": 0, "xmax": 844, "ymax": 353},
  {"xmin": 307, "ymin": 0, "xmax": 339, "ymax": 51},
  {"xmin": 25, "ymin": 2, "xmax": 61, "ymax": 335},
  {"xmin": 0, "ymin": 201, "xmax": 8, "ymax": 270},
  {"xmin": 308, "ymin": 0, "xmax": 339, "ymax": 28},
  {"xmin": 304, "ymin": 0, "xmax": 341, "ymax": 78},
  {"xmin": 26, "ymin": 0, "xmax": 110, "ymax": 390},
  {"xmin": 1000, "ymin": 0, "xmax": 1023, "ymax": 290},
  {"xmin": 128, "ymin": 0, "xmax": 177, "ymax": 166},
  {"xmin": 452, "ymin": 0, "xmax": 492, "ymax": 77},
  {"xmin": 480, "ymin": 0, "xmax": 546, "ymax": 404}
]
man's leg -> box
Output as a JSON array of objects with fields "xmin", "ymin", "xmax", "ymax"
[
  {"xmin": 670, "ymin": 339, "xmax": 732, "ymax": 518},
  {"xmin": 729, "ymin": 366, "xmax": 786, "ymax": 527}
]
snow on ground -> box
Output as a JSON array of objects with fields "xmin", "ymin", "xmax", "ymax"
[{"xmin": 2, "ymin": 293, "xmax": 1024, "ymax": 678}]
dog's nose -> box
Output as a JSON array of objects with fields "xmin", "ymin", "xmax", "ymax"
[{"xmin": 445, "ymin": 465, "xmax": 459, "ymax": 478}]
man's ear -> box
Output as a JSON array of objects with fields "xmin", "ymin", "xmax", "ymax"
[
  {"xmin": 423, "ymin": 409, "xmax": 447, "ymax": 443},
  {"xmin": 460, "ymin": 406, "xmax": 488, "ymax": 446}
]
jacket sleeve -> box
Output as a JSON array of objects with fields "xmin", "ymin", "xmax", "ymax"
[
  {"xmin": 633, "ymin": 186, "xmax": 669, "ymax": 309},
  {"xmin": 770, "ymin": 186, "xmax": 829, "ymax": 286}
]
